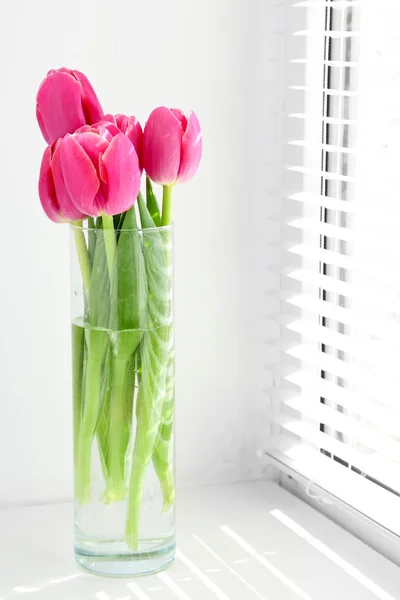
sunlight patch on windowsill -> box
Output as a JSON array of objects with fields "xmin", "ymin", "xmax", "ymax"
[{"xmin": 270, "ymin": 509, "xmax": 396, "ymax": 600}]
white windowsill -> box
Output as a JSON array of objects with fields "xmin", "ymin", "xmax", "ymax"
[{"xmin": 1, "ymin": 481, "xmax": 399, "ymax": 600}]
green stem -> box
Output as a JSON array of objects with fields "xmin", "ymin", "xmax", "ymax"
[
  {"xmin": 77, "ymin": 352, "xmax": 102, "ymax": 504},
  {"xmin": 72, "ymin": 323, "xmax": 85, "ymax": 495},
  {"xmin": 146, "ymin": 178, "xmax": 161, "ymax": 226},
  {"xmin": 96, "ymin": 347, "xmax": 112, "ymax": 482},
  {"xmin": 153, "ymin": 456, "xmax": 174, "ymax": 511},
  {"xmin": 87, "ymin": 216, "xmax": 96, "ymax": 267},
  {"xmin": 152, "ymin": 355, "xmax": 175, "ymax": 510},
  {"xmin": 126, "ymin": 196, "xmax": 173, "ymax": 544},
  {"xmin": 105, "ymin": 358, "xmax": 130, "ymax": 502},
  {"xmin": 72, "ymin": 221, "xmax": 91, "ymax": 297},
  {"xmin": 125, "ymin": 325, "xmax": 169, "ymax": 549},
  {"xmin": 101, "ymin": 214, "xmax": 117, "ymax": 277},
  {"xmin": 125, "ymin": 456, "xmax": 147, "ymax": 550},
  {"xmin": 161, "ymin": 185, "xmax": 173, "ymax": 226}
]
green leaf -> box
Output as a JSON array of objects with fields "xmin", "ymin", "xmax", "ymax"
[
  {"xmin": 138, "ymin": 194, "xmax": 170, "ymax": 322},
  {"xmin": 87, "ymin": 229, "xmax": 110, "ymax": 331},
  {"xmin": 96, "ymin": 346, "xmax": 113, "ymax": 479},
  {"xmin": 72, "ymin": 323, "xmax": 85, "ymax": 489},
  {"xmin": 146, "ymin": 177, "xmax": 161, "ymax": 227},
  {"xmin": 104, "ymin": 353, "xmax": 136, "ymax": 502},
  {"xmin": 113, "ymin": 213, "xmax": 122, "ymax": 229},
  {"xmin": 152, "ymin": 354, "xmax": 175, "ymax": 509},
  {"xmin": 87, "ymin": 217, "xmax": 96, "ymax": 267},
  {"xmin": 110, "ymin": 205, "xmax": 148, "ymax": 360},
  {"xmin": 113, "ymin": 213, "xmax": 125, "ymax": 242},
  {"xmin": 126, "ymin": 195, "xmax": 173, "ymax": 549},
  {"xmin": 105, "ymin": 207, "xmax": 148, "ymax": 500},
  {"xmin": 75, "ymin": 221, "xmax": 110, "ymax": 503}
]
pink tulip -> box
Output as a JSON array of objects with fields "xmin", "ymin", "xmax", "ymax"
[
  {"xmin": 36, "ymin": 68, "xmax": 103, "ymax": 145},
  {"xmin": 143, "ymin": 107, "xmax": 202, "ymax": 185},
  {"xmin": 39, "ymin": 123, "xmax": 141, "ymax": 222},
  {"xmin": 38, "ymin": 140, "xmax": 88, "ymax": 223},
  {"xmin": 104, "ymin": 113, "xmax": 143, "ymax": 170}
]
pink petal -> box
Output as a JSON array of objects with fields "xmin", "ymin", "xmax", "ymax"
[
  {"xmin": 99, "ymin": 133, "xmax": 140, "ymax": 215},
  {"xmin": 74, "ymin": 124, "xmax": 93, "ymax": 134},
  {"xmin": 115, "ymin": 114, "xmax": 129, "ymax": 131},
  {"xmin": 98, "ymin": 152, "xmax": 108, "ymax": 184},
  {"xmin": 72, "ymin": 70, "xmax": 104, "ymax": 125},
  {"xmin": 56, "ymin": 67, "xmax": 74, "ymax": 76},
  {"xmin": 38, "ymin": 146, "xmax": 64, "ymax": 223},
  {"xmin": 120, "ymin": 115, "xmax": 143, "ymax": 170},
  {"xmin": 60, "ymin": 134, "xmax": 100, "ymax": 217},
  {"xmin": 170, "ymin": 108, "xmax": 187, "ymax": 131},
  {"xmin": 36, "ymin": 106, "xmax": 49, "ymax": 145},
  {"xmin": 51, "ymin": 140, "xmax": 87, "ymax": 221},
  {"xmin": 103, "ymin": 113, "xmax": 116, "ymax": 124},
  {"xmin": 96, "ymin": 121, "xmax": 120, "ymax": 139},
  {"xmin": 73, "ymin": 132, "xmax": 109, "ymax": 171},
  {"xmin": 113, "ymin": 114, "xmax": 143, "ymax": 171},
  {"xmin": 176, "ymin": 110, "xmax": 202, "ymax": 184},
  {"xmin": 75, "ymin": 122, "xmax": 117, "ymax": 141},
  {"xmin": 36, "ymin": 71, "xmax": 86, "ymax": 144},
  {"xmin": 143, "ymin": 106, "xmax": 183, "ymax": 185}
]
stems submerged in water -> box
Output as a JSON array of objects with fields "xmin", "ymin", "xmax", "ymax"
[
  {"xmin": 72, "ymin": 324, "xmax": 85, "ymax": 494},
  {"xmin": 125, "ymin": 196, "xmax": 173, "ymax": 549},
  {"xmin": 76, "ymin": 340, "xmax": 105, "ymax": 503},
  {"xmin": 105, "ymin": 356, "xmax": 136, "ymax": 502},
  {"xmin": 71, "ymin": 200, "xmax": 174, "ymax": 548},
  {"xmin": 152, "ymin": 355, "xmax": 175, "ymax": 510}
]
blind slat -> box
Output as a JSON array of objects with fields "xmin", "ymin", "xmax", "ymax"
[
  {"xmin": 285, "ymin": 344, "xmax": 354, "ymax": 380},
  {"xmin": 288, "ymin": 218, "xmax": 354, "ymax": 241},
  {"xmin": 289, "ymin": 86, "xmax": 358, "ymax": 98},
  {"xmin": 284, "ymin": 294, "xmax": 351, "ymax": 322},
  {"xmin": 267, "ymin": 443, "xmax": 400, "ymax": 537},
  {"xmin": 284, "ymin": 343, "xmax": 400, "ymax": 386},
  {"xmin": 287, "ymin": 217, "xmax": 400, "ymax": 245},
  {"xmin": 284, "ymin": 243, "xmax": 355, "ymax": 269},
  {"xmin": 284, "ymin": 370, "xmax": 400, "ymax": 426},
  {"xmin": 294, "ymin": 1, "xmax": 362, "ymax": 7},
  {"xmin": 285, "ymin": 318, "xmax": 400, "ymax": 355},
  {"xmin": 273, "ymin": 416, "xmax": 400, "ymax": 493},
  {"xmin": 280, "ymin": 399, "xmax": 400, "ymax": 461},
  {"xmin": 288, "ymin": 113, "xmax": 357, "ymax": 125},
  {"xmin": 283, "ymin": 294, "xmax": 400, "ymax": 339},
  {"xmin": 271, "ymin": 0, "xmax": 400, "ymax": 540},
  {"xmin": 283, "ymin": 269, "xmax": 351, "ymax": 295},
  {"xmin": 293, "ymin": 30, "xmax": 360, "ymax": 39},
  {"xmin": 291, "ymin": 59, "xmax": 359, "ymax": 67},
  {"xmin": 288, "ymin": 140, "xmax": 357, "ymax": 154},
  {"xmin": 286, "ymin": 165, "xmax": 356, "ymax": 183},
  {"xmin": 284, "ymin": 244, "xmax": 400, "ymax": 271},
  {"xmin": 289, "ymin": 192, "xmax": 354, "ymax": 213}
]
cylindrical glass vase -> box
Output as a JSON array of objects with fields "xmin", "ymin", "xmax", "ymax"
[{"xmin": 70, "ymin": 218, "xmax": 175, "ymax": 577}]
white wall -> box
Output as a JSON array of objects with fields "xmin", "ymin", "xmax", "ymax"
[{"xmin": 0, "ymin": 0, "xmax": 284, "ymax": 506}]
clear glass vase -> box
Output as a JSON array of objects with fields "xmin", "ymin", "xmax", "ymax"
[{"xmin": 70, "ymin": 215, "xmax": 175, "ymax": 577}]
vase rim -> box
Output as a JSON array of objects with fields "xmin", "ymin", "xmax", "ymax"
[{"xmin": 70, "ymin": 222, "xmax": 174, "ymax": 233}]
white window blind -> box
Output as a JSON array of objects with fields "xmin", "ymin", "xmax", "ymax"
[{"xmin": 267, "ymin": 0, "xmax": 400, "ymax": 539}]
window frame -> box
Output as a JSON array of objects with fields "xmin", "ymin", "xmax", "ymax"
[{"xmin": 267, "ymin": 0, "xmax": 400, "ymax": 567}]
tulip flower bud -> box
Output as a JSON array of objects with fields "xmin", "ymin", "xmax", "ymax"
[
  {"xmin": 39, "ymin": 123, "xmax": 141, "ymax": 222},
  {"xmin": 38, "ymin": 140, "xmax": 88, "ymax": 223},
  {"xmin": 143, "ymin": 107, "xmax": 202, "ymax": 185},
  {"xmin": 104, "ymin": 113, "xmax": 143, "ymax": 170},
  {"xmin": 36, "ymin": 68, "xmax": 104, "ymax": 145}
]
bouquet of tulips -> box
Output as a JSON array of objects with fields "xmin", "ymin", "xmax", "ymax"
[{"xmin": 36, "ymin": 68, "xmax": 202, "ymax": 549}]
